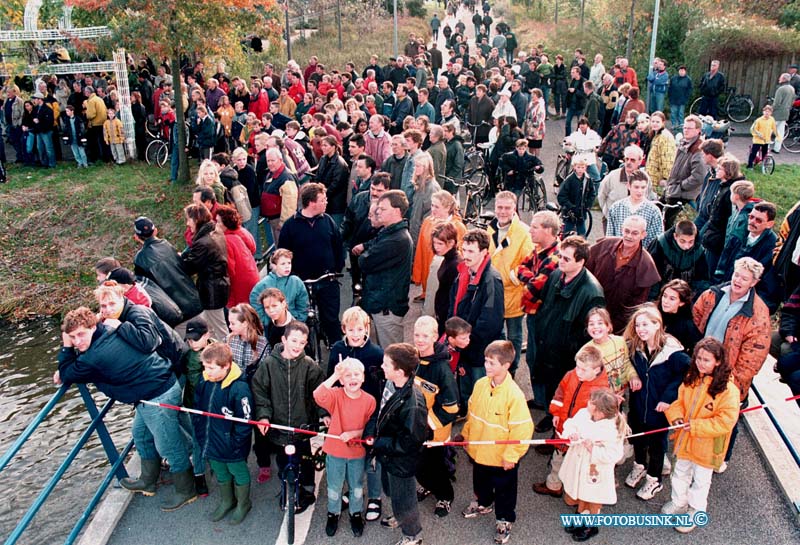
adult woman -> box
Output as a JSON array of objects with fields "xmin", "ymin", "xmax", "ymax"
[
  {"xmin": 181, "ymin": 204, "xmax": 230, "ymax": 341},
  {"xmin": 345, "ymin": 98, "xmax": 361, "ymax": 125},
  {"xmin": 523, "ymin": 88, "xmax": 546, "ymax": 157},
  {"xmin": 621, "ymin": 87, "xmax": 646, "ymax": 121},
  {"xmin": 610, "ymin": 82, "xmax": 632, "ymax": 128},
  {"xmin": 215, "ymin": 205, "xmax": 259, "ymax": 308},
  {"xmin": 196, "ymin": 159, "xmax": 226, "ymax": 203},
  {"xmin": 412, "ymin": 191, "xmax": 466, "ymax": 303},
  {"xmin": 21, "ymin": 100, "xmax": 36, "ymax": 166},
  {"xmin": 432, "ymin": 223, "xmax": 463, "ymax": 333},
  {"xmin": 657, "ymin": 280, "xmax": 702, "ymax": 353},
  {"xmin": 130, "ymin": 91, "xmax": 148, "ymax": 161},
  {"xmin": 636, "ymin": 113, "xmax": 652, "ymax": 159},
  {"xmin": 415, "ymin": 116, "xmax": 432, "ymax": 150},
  {"xmin": 598, "ymin": 109, "xmax": 640, "ymax": 171},
  {"xmin": 55, "ymin": 79, "xmax": 71, "ymax": 113},
  {"xmin": 230, "ymin": 147, "xmax": 260, "ymax": 256},
  {"xmin": 408, "ymin": 153, "xmax": 443, "ymax": 244},
  {"xmin": 645, "ymin": 112, "xmax": 676, "ymax": 190},
  {"xmin": 295, "ymin": 93, "xmax": 314, "ymax": 122},
  {"xmin": 354, "ymin": 118, "xmax": 368, "ymax": 135},
  {"xmin": 698, "ymin": 154, "xmax": 745, "ymax": 273},
  {"xmin": 551, "ymin": 55, "xmax": 568, "ymax": 118},
  {"xmin": 556, "ymin": 155, "xmax": 594, "ymax": 236}
]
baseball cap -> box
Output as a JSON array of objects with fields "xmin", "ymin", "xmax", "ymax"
[
  {"xmin": 185, "ymin": 317, "xmax": 209, "ymax": 341},
  {"xmin": 134, "ymin": 216, "xmax": 155, "ymax": 237}
]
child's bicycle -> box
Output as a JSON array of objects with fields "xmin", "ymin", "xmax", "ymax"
[
  {"xmin": 751, "ymin": 144, "xmax": 775, "ymax": 175},
  {"xmin": 280, "ymin": 444, "xmax": 300, "ymax": 544}
]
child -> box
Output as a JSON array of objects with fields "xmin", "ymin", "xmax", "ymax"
[
  {"xmin": 533, "ymin": 345, "xmax": 609, "ymax": 498},
  {"xmin": 182, "ymin": 317, "xmax": 215, "ymax": 495},
  {"xmin": 226, "ymin": 303, "xmax": 272, "ymax": 483},
  {"xmin": 413, "ymin": 316, "xmax": 459, "ymax": 518},
  {"xmin": 439, "ymin": 316, "xmax": 473, "ymax": 418},
  {"xmin": 250, "ymin": 248, "xmax": 309, "ymax": 326},
  {"xmin": 747, "ymin": 105, "xmax": 776, "ymax": 169},
  {"xmin": 251, "ymin": 321, "xmax": 325, "ymax": 512},
  {"xmin": 103, "ymin": 108, "xmax": 126, "ymax": 165},
  {"xmin": 313, "ymin": 358, "xmax": 376, "ymax": 537},
  {"xmin": 93, "ymin": 257, "xmax": 121, "ymax": 284},
  {"xmin": 458, "ymin": 340, "xmax": 533, "ymax": 545},
  {"xmin": 364, "ymin": 343, "xmax": 429, "ymax": 545},
  {"xmin": 192, "ymin": 343, "xmax": 254, "ymax": 524},
  {"xmin": 582, "ymin": 307, "xmax": 640, "ymax": 398},
  {"xmin": 622, "ymin": 305, "xmax": 690, "ymax": 500},
  {"xmin": 258, "ymin": 288, "xmax": 294, "ymax": 347},
  {"xmin": 663, "ymin": 338, "xmax": 739, "ymax": 533},
  {"xmin": 559, "ymin": 388, "xmax": 628, "ymax": 542},
  {"xmin": 62, "ymin": 104, "xmax": 89, "ymax": 168},
  {"xmin": 327, "ymin": 306, "xmax": 384, "ymax": 521}
]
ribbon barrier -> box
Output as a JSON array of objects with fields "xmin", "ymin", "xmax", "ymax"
[{"xmin": 140, "ymin": 392, "xmax": 800, "ymax": 448}]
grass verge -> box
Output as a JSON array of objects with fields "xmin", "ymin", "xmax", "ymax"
[{"xmin": 0, "ymin": 162, "xmax": 192, "ymax": 320}]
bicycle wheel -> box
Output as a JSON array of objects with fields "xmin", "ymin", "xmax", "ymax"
[
  {"xmin": 155, "ymin": 142, "xmax": 169, "ymax": 168},
  {"xmin": 762, "ymin": 155, "xmax": 775, "ymax": 175},
  {"xmin": 529, "ymin": 177, "xmax": 547, "ymax": 212},
  {"xmin": 727, "ymin": 97, "xmax": 753, "ymax": 123},
  {"xmin": 554, "ymin": 158, "xmax": 569, "ymax": 189},
  {"xmin": 287, "ymin": 484, "xmax": 295, "ymax": 543},
  {"xmin": 466, "ymin": 191, "xmax": 482, "ymax": 220},
  {"xmin": 145, "ymin": 139, "xmax": 163, "ymax": 166},
  {"xmin": 584, "ymin": 209, "xmax": 593, "ymax": 238},
  {"xmin": 305, "ymin": 319, "xmax": 319, "ymax": 362},
  {"xmin": 689, "ymin": 97, "xmax": 702, "ymax": 116},
  {"xmin": 782, "ymin": 123, "xmax": 800, "ymax": 153}
]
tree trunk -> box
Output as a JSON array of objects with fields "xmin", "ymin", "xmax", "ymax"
[
  {"xmin": 626, "ymin": 0, "xmax": 635, "ymax": 61},
  {"xmin": 171, "ymin": 55, "xmax": 190, "ymax": 184},
  {"xmin": 554, "ymin": 0, "xmax": 558, "ymax": 25}
]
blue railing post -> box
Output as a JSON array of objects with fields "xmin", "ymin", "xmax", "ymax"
[{"xmin": 77, "ymin": 384, "xmax": 129, "ymax": 481}]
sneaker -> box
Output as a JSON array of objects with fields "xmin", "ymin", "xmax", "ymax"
[
  {"xmin": 494, "ymin": 520, "xmax": 512, "ymax": 544},
  {"xmin": 365, "ymin": 498, "xmax": 382, "ymax": 521},
  {"xmin": 462, "ymin": 500, "xmax": 493, "ymax": 518},
  {"xmin": 296, "ymin": 489, "xmax": 316, "ymax": 514},
  {"xmin": 714, "ymin": 461, "xmax": 728, "ymax": 474},
  {"xmin": 194, "ymin": 474, "xmax": 209, "ymax": 497},
  {"xmin": 662, "ymin": 455, "xmax": 672, "ymax": 476},
  {"xmin": 532, "ymin": 481, "xmax": 563, "ymax": 498},
  {"xmin": 257, "ymin": 467, "xmax": 272, "ymax": 483},
  {"xmin": 416, "ymin": 485, "xmax": 432, "ymax": 502},
  {"xmin": 394, "ymin": 535, "xmax": 423, "ymax": 545},
  {"xmin": 636, "ymin": 475, "xmax": 664, "ymax": 501},
  {"xmin": 381, "ymin": 515, "xmax": 400, "ymax": 528},
  {"xmin": 624, "ymin": 463, "xmax": 647, "ymax": 488},
  {"xmin": 675, "ymin": 508, "xmax": 697, "ymax": 533},
  {"xmin": 350, "ymin": 512, "xmax": 365, "ymax": 537},
  {"xmin": 434, "ymin": 499, "xmax": 451, "ymax": 517},
  {"xmin": 571, "ymin": 526, "xmax": 599, "ymax": 541},
  {"xmin": 535, "ymin": 414, "xmax": 553, "ymax": 433},
  {"xmin": 326, "ymin": 513, "xmax": 340, "ymax": 536},
  {"xmin": 661, "ymin": 501, "xmax": 689, "ymax": 515}
]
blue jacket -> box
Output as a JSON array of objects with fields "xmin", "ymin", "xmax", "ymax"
[
  {"xmin": 629, "ymin": 336, "xmax": 690, "ymax": 429},
  {"xmin": 250, "ymin": 272, "xmax": 309, "ymax": 326},
  {"xmin": 647, "ymin": 69, "xmax": 669, "ymax": 94},
  {"xmin": 714, "ymin": 229, "xmax": 777, "ymax": 283},
  {"xmin": 328, "ymin": 339, "xmax": 384, "ymax": 401},
  {"xmin": 57, "ymin": 323, "xmax": 176, "ymax": 404},
  {"xmin": 192, "ymin": 363, "xmax": 254, "ymax": 463}
]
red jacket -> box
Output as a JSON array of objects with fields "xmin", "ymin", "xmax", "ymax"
[
  {"xmin": 550, "ymin": 367, "xmax": 610, "ymax": 450},
  {"xmin": 223, "ymin": 228, "xmax": 259, "ymax": 307},
  {"xmin": 288, "ymin": 81, "xmax": 306, "ymax": 104},
  {"xmin": 248, "ymin": 90, "xmax": 269, "ymax": 120}
]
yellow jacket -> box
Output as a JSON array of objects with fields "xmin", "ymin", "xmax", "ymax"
[
  {"xmin": 279, "ymin": 96, "xmax": 297, "ymax": 118},
  {"xmin": 750, "ymin": 115, "xmax": 776, "ymax": 145},
  {"xmin": 461, "ymin": 375, "xmax": 533, "ymax": 467},
  {"xmin": 103, "ymin": 118, "xmax": 125, "ymax": 144},
  {"xmin": 488, "ymin": 215, "xmax": 534, "ymax": 318},
  {"xmin": 665, "ymin": 376, "xmax": 740, "ymax": 470},
  {"xmin": 645, "ymin": 130, "xmax": 676, "ymax": 186},
  {"xmin": 85, "ymin": 94, "xmax": 107, "ymax": 127}
]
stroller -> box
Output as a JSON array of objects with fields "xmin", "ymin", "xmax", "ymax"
[{"xmin": 699, "ymin": 115, "xmax": 732, "ymax": 142}]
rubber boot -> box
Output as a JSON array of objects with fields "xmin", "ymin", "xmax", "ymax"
[
  {"xmin": 120, "ymin": 458, "xmax": 161, "ymax": 496},
  {"xmin": 209, "ymin": 480, "xmax": 236, "ymax": 522},
  {"xmin": 160, "ymin": 468, "xmax": 198, "ymax": 512},
  {"xmin": 228, "ymin": 482, "xmax": 252, "ymax": 525}
]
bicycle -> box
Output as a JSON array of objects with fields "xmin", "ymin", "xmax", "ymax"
[
  {"xmin": 751, "ymin": 144, "xmax": 775, "ymax": 175},
  {"xmin": 544, "ymin": 202, "xmax": 591, "ymax": 240},
  {"xmin": 303, "ymin": 272, "xmax": 344, "ymax": 363},
  {"xmin": 554, "ymin": 143, "xmax": 608, "ymax": 188},
  {"xmin": 654, "ymin": 199, "xmax": 688, "ymax": 230},
  {"xmin": 781, "ymin": 121, "xmax": 800, "ymax": 154},
  {"xmin": 499, "ymin": 168, "xmax": 548, "ymax": 214},
  {"xmin": 689, "ymin": 86, "xmax": 754, "ymax": 123},
  {"xmin": 145, "ymin": 137, "xmax": 169, "ymax": 168},
  {"xmin": 462, "ymin": 121, "xmax": 492, "ymax": 184},
  {"xmin": 442, "ymin": 174, "xmax": 487, "ymax": 223},
  {"xmin": 280, "ymin": 444, "xmax": 299, "ymax": 544}
]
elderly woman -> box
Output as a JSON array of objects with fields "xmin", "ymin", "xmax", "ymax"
[
  {"xmin": 181, "ymin": 204, "xmax": 230, "ymax": 340},
  {"xmin": 411, "ymin": 190, "xmax": 466, "ymax": 302},
  {"xmin": 408, "ymin": 152, "xmax": 442, "ymax": 245}
]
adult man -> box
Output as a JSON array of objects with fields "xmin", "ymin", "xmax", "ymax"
[
  {"xmin": 647, "ymin": 220, "xmax": 710, "ymax": 297},
  {"xmin": 358, "ymin": 190, "xmax": 414, "ymax": 346},
  {"xmin": 3, "ymin": 85, "xmax": 24, "ymax": 163},
  {"xmin": 30, "ymin": 92, "xmax": 56, "ymax": 167},
  {"xmin": 84, "ymin": 85, "xmax": 108, "ymax": 163},
  {"xmin": 263, "ymin": 147, "xmax": 298, "ymax": 243},
  {"xmin": 581, "ymin": 81, "xmax": 603, "ymax": 134},
  {"xmin": 589, "ymin": 54, "xmax": 605, "ymax": 89},
  {"xmin": 612, "ymin": 57, "xmax": 638, "ymax": 89},
  {"xmin": 434, "ymin": 76, "xmax": 455, "ymax": 122},
  {"xmin": 391, "ymin": 84, "xmax": 415, "ymax": 134},
  {"xmin": 492, "ymin": 26, "xmax": 507, "ymax": 61},
  {"xmin": 427, "ymin": 125, "xmax": 447, "ymax": 183},
  {"xmin": 509, "ymin": 80, "xmax": 529, "ymax": 123},
  {"xmin": 449, "ymin": 229, "xmax": 504, "ymax": 404},
  {"xmin": 773, "ymin": 73, "xmax": 796, "ymax": 153},
  {"xmin": 597, "ymin": 144, "xmax": 649, "ymax": 232},
  {"xmin": 532, "ymin": 236, "xmax": 605, "ymax": 431},
  {"xmin": 364, "ymin": 114, "xmax": 392, "ymax": 166},
  {"xmin": 698, "ymin": 60, "xmax": 726, "ymax": 118},
  {"xmin": 769, "ymin": 199, "xmax": 800, "ymax": 308},
  {"xmin": 429, "ymin": 43, "xmax": 444, "ymax": 79},
  {"xmin": 693, "ymin": 257, "xmax": 770, "ymax": 471},
  {"xmin": 415, "ymin": 88, "xmax": 435, "ymax": 121},
  {"xmin": 646, "ymin": 58, "xmax": 669, "ymax": 114},
  {"xmin": 400, "ymin": 129, "xmax": 425, "ymax": 202},
  {"xmin": 714, "ymin": 202, "xmax": 777, "ymax": 284},
  {"xmin": 598, "ymin": 73, "xmax": 619, "ymax": 137},
  {"xmin": 382, "ymin": 135, "xmax": 408, "ymax": 191},
  {"xmin": 605, "ymin": 170, "xmax": 663, "ymax": 246},
  {"xmin": 55, "ymin": 308, "xmax": 196, "ymax": 510},
  {"xmin": 663, "ymin": 114, "xmax": 706, "ymax": 228},
  {"xmin": 668, "ymin": 65, "xmax": 693, "ymax": 131},
  {"xmin": 487, "ymin": 192, "xmax": 534, "ymax": 374},
  {"xmin": 587, "ymin": 215, "xmax": 661, "ymax": 333},
  {"xmin": 342, "ymin": 173, "xmax": 388, "ymax": 288},
  {"xmin": 443, "ymin": 122, "xmax": 465, "ymax": 185},
  {"xmin": 133, "ymin": 217, "xmax": 203, "ymax": 331},
  {"xmin": 195, "ymin": 105, "xmax": 215, "ymax": 161},
  {"xmin": 466, "ymin": 84, "xmax": 494, "ymax": 144},
  {"xmin": 316, "ymin": 136, "xmax": 350, "ymax": 225},
  {"xmin": 352, "ymin": 151, "xmax": 375, "ymax": 195},
  {"xmin": 440, "ymin": 99, "xmax": 461, "ymax": 134},
  {"xmin": 564, "ymin": 66, "xmax": 586, "ymax": 136},
  {"xmin": 431, "ymin": 13, "xmax": 442, "ymax": 40},
  {"xmin": 278, "ymin": 183, "xmax": 344, "ymax": 346}
]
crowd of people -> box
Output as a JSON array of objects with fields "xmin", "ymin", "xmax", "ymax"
[{"xmin": 9, "ymin": 1, "xmax": 800, "ymax": 544}]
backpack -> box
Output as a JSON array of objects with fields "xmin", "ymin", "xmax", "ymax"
[{"xmin": 229, "ymin": 182, "xmax": 252, "ymax": 222}]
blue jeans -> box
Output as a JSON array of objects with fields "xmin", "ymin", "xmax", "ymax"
[
  {"xmin": 540, "ymin": 86, "xmax": 550, "ymax": 112},
  {"xmin": 131, "ymin": 380, "xmax": 191, "ymax": 473},
  {"xmin": 649, "ymin": 92, "xmax": 665, "ymax": 114},
  {"xmin": 36, "ymin": 132, "xmax": 56, "ymax": 167},
  {"xmin": 563, "ymin": 215, "xmax": 586, "ymax": 236},
  {"xmin": 170, "ymin": 143, "xmax": 180, "ymax": 183},
  {"xmin": 670, "ymin": 104, "xmax": 686, "ymax": 131},
  {"xmin": 70, "ymin": 143, "xmax": 88, "ymax": 167},
  {"xmin": 367, "ymin": 457, "xmax": 382, "ymax": 499},
  {"xmin": 9, "ymin": 126, "xmax": 23, "ymax": 161},
  {"xmin": 459, "ymin": 365, "xmax": 487, "ymax": 407},
  {"xmin": 526, "ymin": 313, "xmax": 546, "ymax": 408},
  {"xmin": 564, "ymin": 107, "xmax": 580, "ymax": 136},
  {"xmin": 505, "ymin": 316, "xmax": 523, "ymax": 374},
  {"xmin": 586, "ymin": 163, "xmax": 600, "ymax": 182},
  {"xmin": 699, "ymin": 96, "xmax": 718, "ymax": 118},
  {"xmin": 326, "ymin": 454, "xmax": 366, "ymax": 514},
  {"xmin": 243, "ymin": 205, "xmax": 261, "ymax": 257}
]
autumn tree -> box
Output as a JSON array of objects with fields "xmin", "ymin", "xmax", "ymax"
[{"xmin": 69, "ymin": 0, "xmax": 281, "ymax": 183}]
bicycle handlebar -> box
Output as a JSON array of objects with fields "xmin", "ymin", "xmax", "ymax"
[{"xmin": 304, "ymin": 272, "xmax": 344, "ymax": 285}]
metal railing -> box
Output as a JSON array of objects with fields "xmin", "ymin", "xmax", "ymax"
[{"xmin": 0, "ymin": 384, "xmax": 133, "ymax": 545}]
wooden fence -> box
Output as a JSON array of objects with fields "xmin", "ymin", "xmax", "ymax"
[{"xmin": 699, "ymin": 53, "xmax": 798, "ymax": 111}]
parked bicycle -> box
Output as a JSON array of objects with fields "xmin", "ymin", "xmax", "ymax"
[
  {"xmin": 781, "ymin": 121, "xmax": 800, "ymax": 153},
  {"xmin": 442, "ymin": 174, "xmax": 489, "ymax": 223},
  {"xmin": 689, "ymin": 86, "xmax": 754, "ymax": 123},
  {"xmin": 303, "ymin": 272, "xmax": 344, "ymax": 363}
]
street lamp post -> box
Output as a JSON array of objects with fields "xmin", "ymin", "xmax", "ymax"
[
  {"xmin": 393, "ymin": 0, "xmax": 398, "ymax": 58},
  {"xmin": 646, "ymin": 0, "xmax": 661, "ymax": 106},
  {"xmin": 285, "ymin": 1, "xmax": 292, "ymax": 61}
]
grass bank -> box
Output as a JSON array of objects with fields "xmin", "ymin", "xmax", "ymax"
[
  {"xmin": 747, "ymin": 164, "xmax": 799, "ymax": 222},
  {"xmin": 0, "ymin": 163, "xmax": 191, "ymax": 320}
]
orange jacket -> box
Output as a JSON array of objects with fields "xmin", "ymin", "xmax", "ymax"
[
  {"xmin": 550, "ymin": 367, "xmax": 609, "ymax": 450},
  {"xmin": 693, "ymin": 285, "xmax": 770, "ymax": 401},
  {"xmin": 411, "ymin": 216, "xmax": 466, "ymax": 289},
  {"xmin": 665, "ymin": 376, "xmax": 740, "ymax": 470}
]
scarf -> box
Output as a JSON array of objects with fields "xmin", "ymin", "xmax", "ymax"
[{"xmin": 452, "ymin": 253, "xmax": 491, "ymax": 315}]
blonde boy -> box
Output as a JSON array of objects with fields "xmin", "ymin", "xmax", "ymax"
[{"xmin": 103, "ymin": 108, "xmax": 126, "ymax": 164}]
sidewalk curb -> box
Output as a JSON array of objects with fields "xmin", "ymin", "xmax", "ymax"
[
  {"xmin": 743, "ymin": 388, "xmax": 800, "ymax": 520},
  {"xmin": 76, "ymin": 455, "xmax": 138, "ymax": 545}
]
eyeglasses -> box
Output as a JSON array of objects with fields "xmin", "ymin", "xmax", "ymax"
[{"xmin": 623, "ymin": 157, "xmax": 638, "ymax": 163}]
